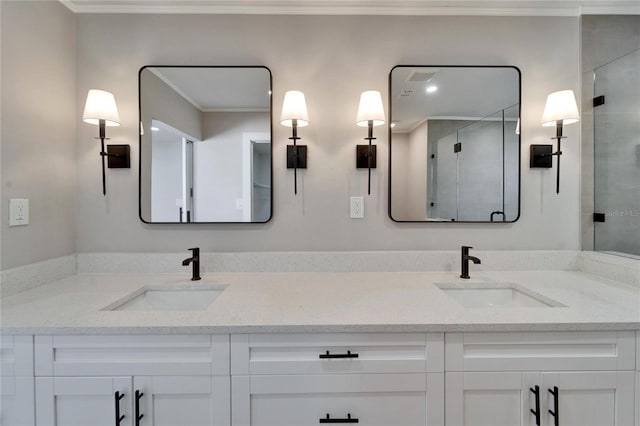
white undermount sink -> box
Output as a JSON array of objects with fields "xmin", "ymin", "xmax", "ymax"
[
  {"xmin": 436, "ymin": 282, "xmax": 564, "ymax": 308},
  {"xmin": 102, "ymin": 284, "xmax": 227, "ymax": 311}
]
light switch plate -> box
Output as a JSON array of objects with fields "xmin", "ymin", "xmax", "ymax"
[
  {"xmin": 9, "ymin": 199, "xmax": 29, "ymax": 226},
  {"xmin": 350, "ymin": 196, "xmax": 364, "ymax": 219}
]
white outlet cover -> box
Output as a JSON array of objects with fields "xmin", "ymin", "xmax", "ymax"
[
  {"xmin": 9, "ymin": 198, "xmax": 29, "ymax": 226},
  {"xmin": 350, "ymin": 196, "xmax": 364, "ymax": 219}
]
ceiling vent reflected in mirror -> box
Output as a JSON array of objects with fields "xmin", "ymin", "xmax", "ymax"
[{"xmin": 406, "ymin": 68, "xmax": 439, "ymax": 82}]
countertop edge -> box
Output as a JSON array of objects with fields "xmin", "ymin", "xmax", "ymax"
[{"xmin": 2, "ymin": 322, "xmax": 639, "ymax": 335}]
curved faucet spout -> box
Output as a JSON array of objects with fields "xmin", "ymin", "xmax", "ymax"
[{"xmin": 467, "ymin": 256, "xmax": 481, "ymax": 265}]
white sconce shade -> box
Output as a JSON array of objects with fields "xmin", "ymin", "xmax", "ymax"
[
  {"xmin": 515, "ymin": 118, "xmax": 520, "ymax": 135},
  {"xmin": 82, "ymin": 89, "xmax": 120, "ymax": 126},
  {"xmin": 541, "ymin": 89, "xmax": 579, "ymax": 127},
  {"xmin": 280, "ymin": 90, "xmax": 309, "ymax": 127},
  {"xmin": 356, "ymin": 90, "xmax": 385, "ymax": 127}
]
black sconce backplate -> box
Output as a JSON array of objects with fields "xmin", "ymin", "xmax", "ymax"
[
  {"xmin": 107, "ymin": 145, "xmax": 131, "ymax": 168},
  {"xmin": 356, "ymin": 145, "xmax": 377, "ymax": 169},
  {"xmin": 530, "ymin": 144, "xmax": 553, "ymax": 168},
  {"xmin": 287, "ymin": 145, "xmax": 307, "ymax": 168}
]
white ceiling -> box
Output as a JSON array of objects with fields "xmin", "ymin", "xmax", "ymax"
[
  {"xmin": 60, "ymin": 0, "xmax": 640, "ymax": 15},
  {"xmin": 391, "ymin": 66, "xmax": 520, "ymax": 132},
  {"xmin": 147, "ymin": 67, "xmax": 271, "ymax": 111}
]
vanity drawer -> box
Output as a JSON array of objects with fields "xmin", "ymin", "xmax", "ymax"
[
  {"xmin": 231, "ymin": 332, "xmax": 443, "ymax": 375},
  {"xmin": 232, "ymin": 373, "xmax": 429, "ymax": 426},
  {"xmin": 445, "ymin": 331, "xmax": 636, "ymax": 372},
  {"xmin": 35, "ymin": 334, "xmax": 229, "ymax": 376}
]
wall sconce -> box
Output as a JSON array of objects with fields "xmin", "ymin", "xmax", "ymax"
[
  {"xmin": 280, "ymin": 90, "xmax": 309, "ymax": 195},
  {"xmin": 82, "ymin": 89, "xmax": 130, "ymax": 196},
  {"xmin": 356, "ymin": 90, "xmax": 385, "ymax": 195},
  {"xmin": 530, "ymin": 89, "xmax": 579, "ymax": 194}
]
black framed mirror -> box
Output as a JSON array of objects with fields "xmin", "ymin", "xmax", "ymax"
[
  {"xmin": 389, "ymin": 65, "xmax": 521, "ymax": 223},
  {"xmin": 139, "ymin": 66, "xmax": 272, "ymax": 223}
]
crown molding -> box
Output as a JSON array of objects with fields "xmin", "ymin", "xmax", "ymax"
[{"xmin": 59, "ymin": 1, "xmax": 640, "ymax": 16}]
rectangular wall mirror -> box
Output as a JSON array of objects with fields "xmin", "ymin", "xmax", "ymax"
[
  {"xmin": 139, "ymin": 66, "xmax": 272, "ymax": 223},
  {"xmin": 389, "ymin": 65, "xmax": 521, "ymax": 223}
]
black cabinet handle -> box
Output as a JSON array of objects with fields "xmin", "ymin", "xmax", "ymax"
[
  {"xmin": 319, "ymin": 413, "xmax": 359, "ymax": 423},
  {"xmin": 114, "ymin": 391, "xmax": 125, "ymax": 426},
  {"xmin": 548, "ymin": 386, "xmax": 559, "ymax": 426},
  {"xmin": 529, "ymin": 385, "xmax": 540, "ymax": 426},
  {"xmin": 319, "ymin": 350, "xmax": 359, "ymax": 359},
  {"xmin": 135, "ymin": 390, "xmax": 144, "ymax": 426}
]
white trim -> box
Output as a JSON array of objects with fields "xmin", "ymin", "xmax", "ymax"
[
  {"xmin": 202, "ymin": 107, "xmax": 270, "ymax": 113},
  {"xmin": 59, "ymin": 1, "xmax": 640, "ymax": 16},
  {"xmin": 242, "ymin": 132, "xmax": 271, "ymax": 222}
]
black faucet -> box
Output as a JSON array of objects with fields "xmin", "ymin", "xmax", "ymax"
[
  {"xmin": 460, "ymin": 246, "xmax": 481, "ymax": 279},
  {"xmin": 182, "ymin": 247, "xmax": 201, "ymax": 281}
]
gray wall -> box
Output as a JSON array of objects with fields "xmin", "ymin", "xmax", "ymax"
[
  {"xmin": 140, "ymin": 69, "xmax": 203, "ymax": 221},
  {"xmin": 0, "ymin": 1, "xmax": 76, "ymax": 269},
  {"xmin": 1, "ymin": 11, "xmax": 583, "ymax": 263},
  {"xmin": 140, "ymin": 69, "xmax": 203, "ymax": 141},
  {"xmin": 74, "ymin": 14, "xmax": 581, "ymax": 253},
  {"xmin": 390, "ymin": 121, "xmax": 429, "ymax": 221},
  {"xmin": 390, "ymin": 132, "xmax": 410, "ymax": 219}
]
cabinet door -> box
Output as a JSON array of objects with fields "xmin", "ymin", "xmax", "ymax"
[
  {"xmin": 35, "ymin": 376, "xmax": 132, "ymax": 426},
  {"xmin": 446, "ymin": 372, "xmax": 540, "ymax": 426},
  {"xmin": 636, "ymin": 373, "xmax": 639, "ymax": 426},
  {"xmin": 134, "ymin": 376, "xmax": 230, "ymax": 426},
  {"xmin": 1, "ymin": 376, "xmax": 35, "ymax": 426},
  {"xmin": 540, "ymin": 371, "xmax": 635, "ymax": 426}
]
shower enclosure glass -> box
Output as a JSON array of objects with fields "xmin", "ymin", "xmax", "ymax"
[
  {"xmin": 429, "ymin": 105, "xmax": 519, "ymax": 222},
  {"xmin": 593, "ymin": 49, "xmax": 640, "ymax": 257}
]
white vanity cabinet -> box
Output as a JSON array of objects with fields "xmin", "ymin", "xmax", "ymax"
[
  {"xmin": 444, "ymin": 331, "xmax": 637, "ymax": 426},
  {"xmin": 1, "ymin": 336, "xmax": 35, "ymax": 426},
  {"xmin": 4, "ymin": 329, "xmax": 638, "ymax": 426},
  {"xmin": 230, "ymin": 333, "xmax": 445, "ymax": 426},
  {"xmin": 33, "ymin": 334, "xmax": 231, "ymax": 426}
]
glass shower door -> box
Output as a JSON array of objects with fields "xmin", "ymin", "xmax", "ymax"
[{"xmin": 593, "ymin": 49, "xmax": 640, "ymax": 257}]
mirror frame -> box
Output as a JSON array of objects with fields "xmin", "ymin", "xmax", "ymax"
[
  {"xmin": 138, "ymin": 65, "xmax": 273, "ymax": 224},
  {"xmin": 387, "ymin": 64, "xmax": 522, "ymax": 224}
]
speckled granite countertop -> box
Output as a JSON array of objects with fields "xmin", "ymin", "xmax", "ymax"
[{"xmin": 1, "ymin": 270, "xmax": 639, "ymax": 334}]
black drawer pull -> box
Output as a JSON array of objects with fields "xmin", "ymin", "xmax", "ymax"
[
  {"xmin": 548, "ymin": 386, "xmax": 559, "ymax": 426},
  {"xmin": 319, "ymin": 350, "xmax": 359, "ymax": 359},
  {"xmin": 135, "ymin": 390, "xmax": 144, "ymax": 426},
  {"xmin": 529, "ymin": 385, "xmax": 540, "ymax": 426},
  {"xmin": 114, "ymin": 391, "xmax": 125, "ymax": 426},
  {"xmin": 319, "ymin": 413, "xmax": 359, "ymax": 423}
]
